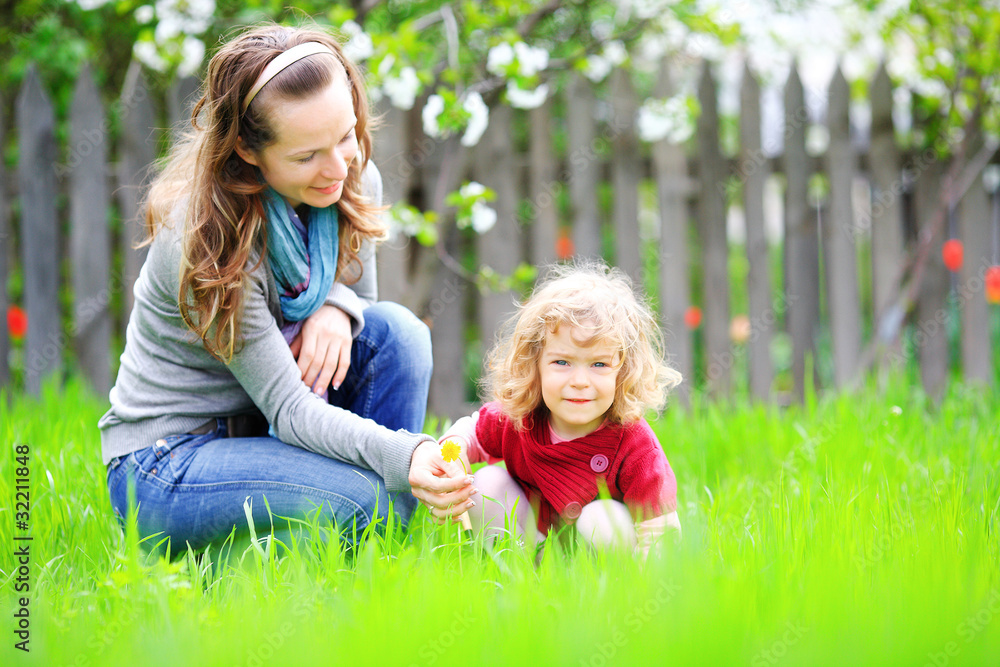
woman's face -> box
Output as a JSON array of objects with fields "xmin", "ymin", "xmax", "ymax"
[{"xmin": 238, "ymin": 70, "xmax": 359, "ymax": 210}]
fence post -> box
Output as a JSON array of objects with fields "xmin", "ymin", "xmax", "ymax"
[
  {"xmin": 739, "ymin": 62, "xmax": 773, "ymax": 400},
  {"xmin": 610, "ymin": 68, "xmax": 642, "ymax": 280},
  {"xmin": 117, "ymin": 62, "xmax": 156, "ymax": 329},
  {"xmin": 957, "ymin": 135, "xmax": 993, "ymax": 386},
  {"xmin": 529, "ymin": 95, "xmax": 559, "ymax": 270},
  {"xmin": 425, "ymin": 134, "xmax": 469, "ymax": 419},
  {"xmin": 824, "ymin": 65, "xmax": 862, "ymax": 389},
  {"xmin": 373, "ymin": 101, "xmax": 412, "ymax": 306},
  {"xmin": 868, "ymin": 63, "xmax": 907, "ymax": 373},
  {"xmin": 0, "ymin": 91, "xmax": 8, "ymax": 389},
  {"xmin": 783, "ymin": 62, "xmax": 820, "ymax": 401},
  {"xmin": 696, "ymin": 61, "xmax": 730, "ymax": 397},
  {"xmin": 17, "ymin": 65, "xmax": 62, "ymax": 395},
  {"xmin": 652, "ymin": 58, "xmax": 692, "ymax": 405},
  {"xmin": 915, "ymin": 161, "xmax": 949, "ymax": 399},
  {"xmin": 167, "ymin": 74, "xmax": 200, "ymax": 141},
  {"xmin": 70, "ymin": 63, "xmax": 112, "ymax": 397},
  {"xmin": 566, "ymin": 73, "xmax": 602, "ymax": 260},
  {"xmin": 475, "ymin": 103, "xmax": 521, "ymax": 349}
]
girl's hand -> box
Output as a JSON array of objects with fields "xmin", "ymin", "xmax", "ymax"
[
  {"xmin": 291, "ymin": 304, "xmax": 353, "ymax": 394},
  {"xmin": 409, "ymin": 440, "xmax": 478, "ymax": 523},
  {"xmin": 635, "ymin": 511, "xmax": 682, "ymax": 560}
]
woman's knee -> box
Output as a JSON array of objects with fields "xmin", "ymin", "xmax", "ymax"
[
  {"xmin": 363, "ymin": 302, "xmax": 432, "ymax": 377},
  {"xmin": 364, "ymin": 302, "xmax": 431, "ymax": 353}
]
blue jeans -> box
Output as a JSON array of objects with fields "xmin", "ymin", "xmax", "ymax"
[{"xmin": 106, "ymin": 302, "xmax": 431, "ymax": 554}]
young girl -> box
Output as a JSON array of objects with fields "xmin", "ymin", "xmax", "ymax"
[{"xmin": 440, "ymin": 263, "xmax": 683, "ymax": 555}]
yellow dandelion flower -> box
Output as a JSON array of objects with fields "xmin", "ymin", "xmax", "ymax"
[{"xmin": 440, "ymin": 439, "xmax": 462, "ymax": 463}]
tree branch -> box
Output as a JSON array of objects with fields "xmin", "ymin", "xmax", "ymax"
[{"xmin": 517, "ymin": 0, "xmax": 563, "ymax": 39}]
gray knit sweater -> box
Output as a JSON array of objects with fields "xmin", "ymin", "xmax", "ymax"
[{"xmin": 98, "ymin": 164, "xmax": 430, "ymax": 491}]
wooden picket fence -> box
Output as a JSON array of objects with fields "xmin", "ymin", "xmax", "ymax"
[{"xmin": 2, "ymin": 58, "xmax": 997, "ymax": 418}]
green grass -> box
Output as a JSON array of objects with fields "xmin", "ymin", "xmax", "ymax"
[{"xmin": 2, "ymin": 377, "xmax": 998, "ymax": 666}]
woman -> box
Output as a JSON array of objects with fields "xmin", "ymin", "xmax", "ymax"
[{"xmin": 100, "ymin": 24, "xmax": 475, "ymax": 553}]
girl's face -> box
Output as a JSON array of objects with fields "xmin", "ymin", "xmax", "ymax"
[
  {"xmin": 237, "ymin": 71, "xmax": 359, "ymax": 210},
  {"xmin": 539, "ymin": 324, "xmax": 620, "ymax": 440}
]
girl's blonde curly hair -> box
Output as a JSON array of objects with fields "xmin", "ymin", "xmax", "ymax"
[{"xmin": 483, "ymin": 262, "xmax": 682, "ymax": 431}]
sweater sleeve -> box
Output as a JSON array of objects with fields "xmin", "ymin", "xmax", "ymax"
[
  {"xmin": 439, "ymin": 411, "xmax": 495, "ymax": 464},
  {"xmin": 227, "ymin": 264, "xmax": 430, "ymax": 491},
  {"xmin": 617, "ymin": 423, "xmax": 678, "ymax": 521}
]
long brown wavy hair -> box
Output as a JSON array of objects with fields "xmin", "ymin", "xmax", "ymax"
[{"xmin": 144, "ymin": 24, "xmax": 385, "ymax": 362}]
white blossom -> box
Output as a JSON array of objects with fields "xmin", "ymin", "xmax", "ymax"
[
  {"xmin": 461, "ymin": 92, "xmax": 489, "ymax": 147},
  {"xmin": 487, "ymin": 43, "xmax": 515, "ymax": 76},
  {"xmin": 387, "ymin": 206, "xmax": 423, "ymax": 240},
  {"xmin": 135, "ymin": 4, "xmax": 155, "ymax": 23},
  {"xmin": 75, "ymin": 0, "xmax": 112, "ymax": 9},
  {"xmin": 155, "ymin": 14, "xmax": 184, "ymax": 41},
  {"xmin": 341, "ymin": 19, "xmax": 363, "ymax": 37},
  {"xmin": 911, "ymin": 76, "xmax": 950, "ymax": 102},
  {"xmin": 186, "ymin": 0, "xmax": 215, "ymax": 21},
  {"xmin": 470, "ymin": 201, "xmax": 497, "ymax": 234},
  {"xmin": 590, "ymin": 18, "xmax": 615, "ymax": 42},
  {"xmin": 506, "ymin": 81, "xmax": 549, "ymax": 109},
  {"xmin": 637, "ymin": 95, "xmax": 695, "ymax": 144},
  {"xmin": 634, "ymin": 34, "xmax": 669, "ymax": 72},
  {"xmin": 460, "ymin": 182, "xmax": 487, "ymax": 198},
  {"xmin": 383, "ymin": 66, "xmax": 420, "ymax": 110},
  {"xmin": 341, "ymin": 20, "xmax": 373, "ymax": 62},
  {"xmin": 631, "ymin": 0, "xmax": 676, "ymax": 20},
  {"xmin": 603, "ymin": 40, "xmax": 628, "ymax": 66},
  {"xmin": 684, "ymin": 32, "xmax": 726, "ymax": 62},
  {"xmin": 133, "ymin": 40, "xmax": 168, "ymax": 72},
  {"xmin": 422, "ymin": 94, "xmax": 445, "ymax": 138},
  {"xmin": 984, "ymin": 165, "xmax": 1000, "ymax": 193},
  {"xmin": 378, "ymin": 54, "xmax": 396, "ymax": 77},
  {"xmin": 178, "ymin": 36, "xmax": 205, "ymax": 77},
  {"xmin": 805, "ymin": 125, "xmax": 829, "ymax": 155},
  {"xmin": 513, "ymin": 41, "xmax": 549, "ymax": 77},
  {"xmin": 583, "ymin": 54, "xmax": 612, "ymax": 83},
  {"xmin": 154, "ymin": 0, "xmax": 214, "ymax": 36}
]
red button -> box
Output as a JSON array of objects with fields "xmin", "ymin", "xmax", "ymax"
[
  {"xmin": 590, "ymin": 454, "xmax": 609, "ymax": 473},
  {"xmin": 563, "ymin": 502, "xmax": 582, "ymax": 520}
]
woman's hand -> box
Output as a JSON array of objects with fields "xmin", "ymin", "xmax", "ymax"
[
  {"xmin": 409, "ymin": 440, "xmax": 478, "ymax": 523},
  {"xmin": 290, "ymin": 304, "xmax": 353, "ymax": 394}
]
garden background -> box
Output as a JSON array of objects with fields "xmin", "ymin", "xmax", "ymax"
[{"xmin": 1, "ymin": 1, "xmax": 999, "ymax": 665}]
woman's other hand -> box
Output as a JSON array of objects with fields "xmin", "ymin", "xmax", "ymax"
[
  {"xmin": 290, "ymin": 304, "xmax": 353, "ymax": 394},
  {"xmin": 408, "ymin": 440, "xmax": 478, "ymax": 523}
]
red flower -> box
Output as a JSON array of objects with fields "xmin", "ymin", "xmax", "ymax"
[
  {"xmin": 684, "ymin": 306, "xmax": 702, "ymax": 329},
  {"xmin": 7, "ymin": 305, "xmax": 27, "ymax": 340},
  {"xmin": 555, "ymin": 231, "xmax": 574, "ymax": 260},
  {"xmin": 986, "ymin": 266, "xmax": 1000, "ymax": 304},
  {"xmin": 942, "ymin": 239, "xmax": 963, "ymax": 272}
]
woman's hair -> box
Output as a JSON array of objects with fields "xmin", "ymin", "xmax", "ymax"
[
  {"xmin": 144, "ymin": 23, "xmax": 384, "ymax": 362},
  {"xmin": 484, "ymin": 262, "xmax": 683, "ymax": 431}
]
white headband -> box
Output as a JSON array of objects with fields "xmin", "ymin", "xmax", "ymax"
[{"xmin": 242, "ymin": 42, "xmax": 336, "ymax": 112}]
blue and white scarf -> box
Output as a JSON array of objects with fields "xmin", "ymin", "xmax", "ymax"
[{"xmin": 263, "ymin": 187, "xmax": 339, "ymax": 343}]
